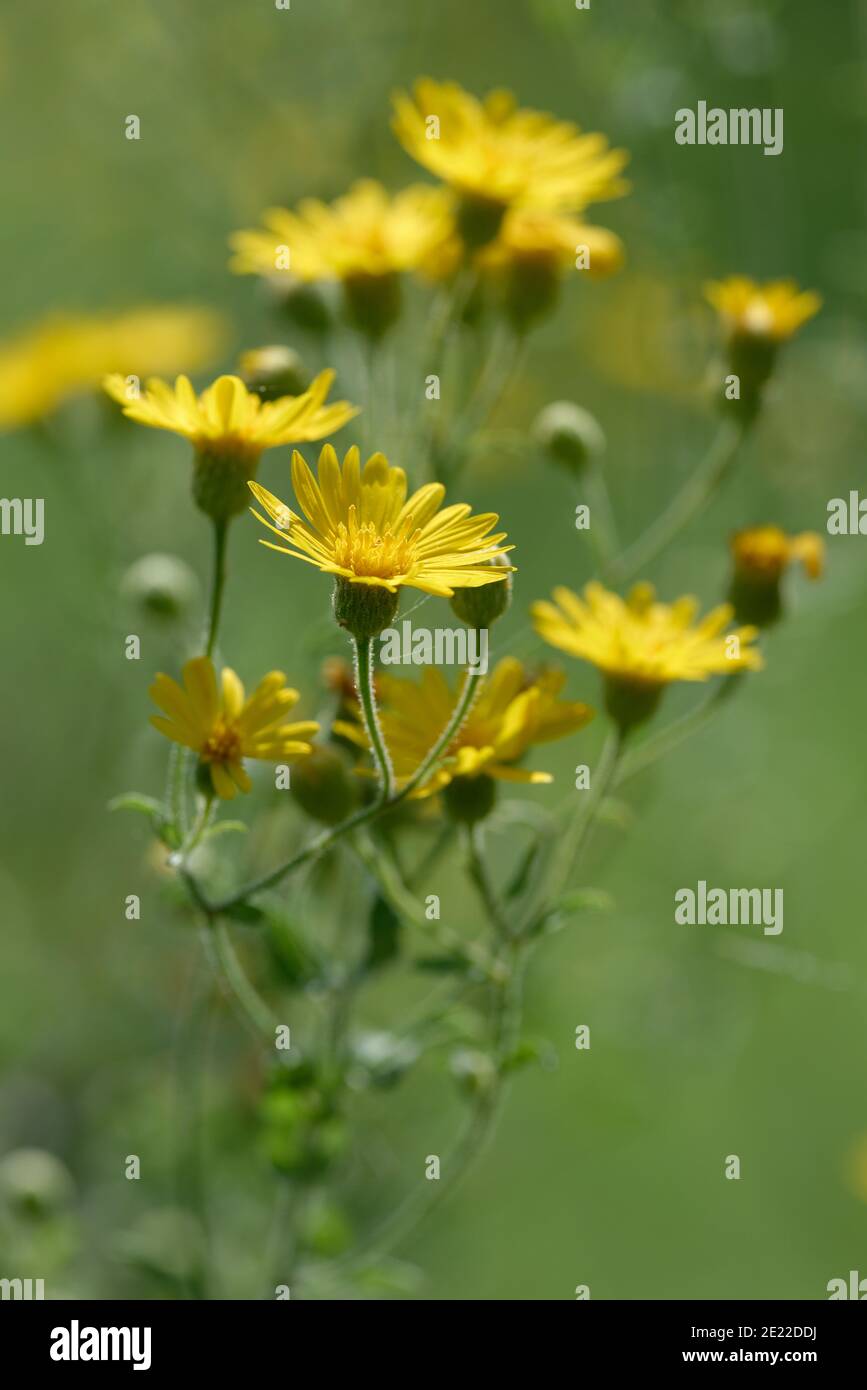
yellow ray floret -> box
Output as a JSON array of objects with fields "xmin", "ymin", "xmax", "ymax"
[
  {"xmin": 477, "ymin": 208, "xmax": 624, "ymax": 277},
  {"xmin": 704, "ymin": 276, "xmax": 821, "ymax": 341},
  {"xmin": 336, "ymin": 657, "xmax": 593, "ymax": 796},
  {"xmin": 230, "ymin": 179, "xmax": 458, "ymax": 283},
  {"xmin": 149, "ymin": 657, "xmax": 318, "ymax": 800},
  {"xmin": 248, "ymin": 444, "xmax": 514, "ymax": 597},
  {"xmin": 392, "ymin": 79, "xmax": 629, "ymax": 212},
  {"xmin": 104, "ymin": 370, "xmax": 358, "ymax": 459},
  {"xmin": 532, "ymin": 581, "xmax": 763, "ymax": 687}
]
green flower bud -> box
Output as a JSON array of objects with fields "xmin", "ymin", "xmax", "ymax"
[
  {"xmin": 275, "ymin": 275, "xmax": 336, "ymax": 334},
  {"xmin": 498, "ymin": 256, "xmax": 561, "ymax": 331},
  {"xmin": 533, "ymin": 401, "xmax": 606, "ymax": 475},
  {"xmin": 238, "ymin": 345, "xmax": 312, "ymax": 401},
  {"xmin": 443, "ymin": 772, "xmax": 497, "ymax": 824},
  {"xmin": 449, "ymin": 1048, "xmax": 497, "ymax": 1097},
  {"xmin": 290, "ymin": 744, "xmax": 359, "ymax": 825},
  {"xmin": 449, "ymin": 557, "xmax": 512, "ymax": 627},
  {"xmin": 333, "ymin": 577, "xmax": 399, "ymax": 641},
  {"xmin": 0, "ymin": 1148, "xmax": 74, "ymax": 1219},
  {"xmin": 342, "ymin": 272, "xmax": 402, "ymax": 340},
  {"xmin": 120, "ymin": 553, "xmax": 199, "ymax": 620}
]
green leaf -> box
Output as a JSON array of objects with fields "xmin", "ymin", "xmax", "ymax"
[
  {"xmin": 505, "ymin": 837, "xmax": 541, "ymax": 899},
  {"xmin": 413, "ymin": 951, "xmax": 473, "ymax": 974},
  {"xmin": 108, "ymin": 792, "xmax": 176, "ymax": 846},
  {"xmin": 556, "ymin": 887, "xmax": 615, "ymax": 915},
  {"xmin": 364, "ymin": 893, "xmax": 401, "ymax": 971},
  {"xmin": 223, "ymin": 900, "xmax": 266, "ymax": 925},
  {"xmin": 203, "ymin": 820, "xmax": 248, "ymax": 840},
  {"xmin": 500, "ymin": 1037, "xmax": 558, "ymax": 1074},
  {"xmin": 265, "ymin": 910, "xmax": 323, "ymax": 989}
]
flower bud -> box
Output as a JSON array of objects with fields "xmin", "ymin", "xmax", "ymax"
[
  {"xmin": 0, "ymin": 1148, "xmax": 74, "ymax": 1219},
  {"xmin": 342, "ymin": 272, "xmax": 402, "ymax": 340},
  {"xmin": 533, "ymin": 401, "xmax": 606, "ymax": 475},
  {"xmin": 456, "ymin": 193, "xmax": 507, "ymax": 250},
  {"xmin": 443, "ymin": 772, "xmax": 497, "ymax": 824},
  {"xmin": 290, "ymin": 744, "xmax": 359, "ymax": 825},
  {"xmin": 727, "ymin": 525, "xmax": 824, "ymax": 628},
  {"xmin": 275, "ymin": 275, "xmax": 335, "ymax": 334},
  {"xmin": 239, "ymin": 345, "xmax": 311, "ymax": 401},
  {"xmin": 121, "ymin": 553, "xmax": 199, "ymax": 620},
  {"xmin": 449, "ymin": 557, "xmax": 512, "ymax": 627}
]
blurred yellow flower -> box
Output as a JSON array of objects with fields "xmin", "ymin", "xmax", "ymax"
[
  {"xmin": 704, "ymin": 276, "xmax": 821, "ymax": 342},
  {"xmin": 249, "ymin": 443, "xmax": 513, "ymax": 597},
  {"xmin": 533, "ymin": 581, "xmax": 762, "ymax": 705},
  {"xmin": 336, "ymin": 656, "xmax": 593, "ymax": 797},
  {"xmin": 478, "ymin": 208, "xmax": 624, "ymax": 277},
  {"xmin": 104, "ymin": 369, "xmax": 356, "ymax": 459},
  {"xmin": 230, "ymin": 179, "xmax": 457, "ymax": 283},
  {"xmin": 392, "ymin": 79, "xmax": 629, "ymax": 220},
  {"xmin": 0, "ymin": 305, "xmax": 225, "ymax": 432},
  {"xmin": 730, "ymin": 525, "xmax": 824, "ymax": 583},
  {"xmin": 149, "ymin": 657, "xmax": 318, "ymax": 800}
]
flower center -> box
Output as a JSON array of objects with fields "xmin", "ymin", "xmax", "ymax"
[
  {"xmin": 332, "ymin": 511, "xmax": 420, "ymax": 580},
  {"xmin": 201, "ymin": 720, "xmax": 242, "ymax": 764}
]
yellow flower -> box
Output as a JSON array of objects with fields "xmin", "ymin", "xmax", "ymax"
[
  {"xmin": 727, "ymin": 526, "xmax": 824, "ymax": 628},
  {"xmin": 0, "ymin": 305, "xmax": 225, "ymax": 432},
  {"xmin": 533, "ymin": 582, "xmax": 762, "ymax": 729},
  {"xmin": 248, "ymin": 444, "xmax": 513, "ymax": 597},
  {"xmin": 478, "ymin": 208, "xmax": 624, "ymax": 277},
  {"xmin": 104, "ymin": 371, "xmax": 358, "ymax": 518},
  {"xmin": 730, "ymin": 526, "xmax": 824, "ymax": 583},
  {"xmin": 336, "ymin": 657, "xmax": 593, "ymax": 797},
  {"xmin": 149, "ymin": 657, "xmax": 318, "ymax": 800},
  {"xmin": 230, "ymin": 180, "xmax": 457, "ymax": 283},
  {"xmin": 391, "ymin": 79, "xmax": 629, "ymax": 224},
  {"xmin": 104, "ymin": 369, "xmax": 355, "ymax": 457},
  {"xmin": 704, "ymin": 276, "xmax": 821, "ymax": 342}
]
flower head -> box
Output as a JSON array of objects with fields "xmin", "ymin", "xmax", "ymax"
[
  {"xmin": 149, "ymin": 657, "xmax": 318, "ymax": 800},
  {"xmin": 230, "ymin": 180, "xmax": 457, "ymax": 284},
  {"xmin": 336, "ymin": 657, "xmax": 593, "ymax": 798},
  {"xmin": 248, "ymin": 444, "xmax": 513, "ymax": 597},
  {"xmin": 533, "ymin": 582, "xmax": 762, "ymax": 729},
  {"xmin": 704, "ymin": 276, "xmax": 821, "ymax": 343},
  {"xmin": 728, "ymin": 525, "xmax": 824, "ymax": 627},
  {"xmin": 392, "ymin": 79, "xmax": 629, "ymax": 223},
  {"xmin": 104, "ymin": 369, "xmax": 356, "ymax": 459},
  {"xmin": 104, "ymin": 370, "xmax": 358, "ymax": 518},
  {"xmin": 0, "ymin": 305, "xmax": 225, "ymax": 433},
  {"xmin": 478, "ymin": 208, "xmax": 624, "ymax": 277}
]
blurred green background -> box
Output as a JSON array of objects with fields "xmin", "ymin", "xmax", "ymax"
[{"xmin": 2, "ymin": 0, "xmax": 867, "ymax": 1300}]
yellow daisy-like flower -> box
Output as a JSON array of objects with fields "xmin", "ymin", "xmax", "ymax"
[
  {"xmin": 0, "ymin": 305, "xmax": 225, "ymax": 433},
  {"xmin": 533, "ymin": 582, "xmax": 762, "ymax": 729},
  {"xmin": 104, "ymin": 370, "xmax": 358, "ymax": 519},
  {"xmin": 704, "ymin": 276, "xmax": 821, "ymax": 342},
  {"xmin": 478, "ymin": 208, "xmax": 624, "ymax": 277},
  {"xmin": 149, "ymin": 656, "xmax": 318, "ymax": 800},
  {"xmin": 248, "ymin": 444, "xmax": 513, "ymax": 598},
  {"xmin": 230, "ymin": 179, "xmax": 457, "ymax": 283},
  {"xmin": 391, "ymin": 79, "xmax": 629, "ymax": 235},
  {"xmin": 336, "ymin": 657, "xmax": 594, "ymax": 798},
  {"xmin": 730, "ymin": 526, "xmax": 824, "ymax": 583},
  {"xmin": 728, "ymin": 526, "xmax": 824, "ymax": 627}
]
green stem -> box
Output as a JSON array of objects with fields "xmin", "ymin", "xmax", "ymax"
[
  {"xmin": 353, "ymin": 637, "xmax": 393, "ymax": 803},
  {"xmin": 204, "ymin": 518, "xmax": 229, "ymax": 659},
  {"xmin": 606, "ymin": 419, "xmax": 747, "ymax": 585},
  {"xmin": 615, "ymin": 675, "xmax": 743, "ymax": 788},
  {"xmin": 199, "ymin": 919, "xmax": 277, "ymax": 1043},
  {"xmin": 465, "ymin": 823, "xmax": 511, "ymax": 940}
]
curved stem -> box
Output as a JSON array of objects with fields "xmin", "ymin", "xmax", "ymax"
[
  {"xmin": 353, "ymin": 637, "xmax": 392, "ymax": 802},
  {"xmin": 464, "ymin": 823, "xmax": 511, "ymax": 940},
  {"xmin": 204, "ymin": 518, "xmax": 229, "ymax": 660},
  {"xmin": 606, "ymin": 419, "xmax": 747, "ymax": 586},
  {"xmin": 199, "ymin": 919, "xmax": 277, "ymax": 1043},
  {"xmin": 615, "ymin": 675, "xmax": 743, "ymax": 788}
]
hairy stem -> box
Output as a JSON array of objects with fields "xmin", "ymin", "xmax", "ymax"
[
  {"xmin": 204, "ymin": 518, "xmax": 229, "ymax": 660},
  {"xmin": 353, "ymin": 637, "xmax": 393, "ymax": 802}
]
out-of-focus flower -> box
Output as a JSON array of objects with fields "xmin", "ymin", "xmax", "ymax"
[
  {"xmin": 249, "ymin": 444, "xmax": 513, "ymax": 598},
  {"xmin": 104, "ymin": 371, "xmax": 357, "ymax": 518},
  {"xmin": 149, "ymin": 656, "xmax": 318, "ymax": 800},
  {"xmin": 704, "ymin": 276, "xmax": 821, "ymax": 343},
  {"xmin": 0, "ymin": 305, "xmax": 226, "ymax": 432},
  {"xmin": 476, "ymin": 208, "xmax": 624, "ymax": 328},
  {"xmin": 336, "ymin": 657, "xmax": 593, "ymax": 808},
  {"xmin": 121, "ymin": 552, "xmax": 200, "ymax": 621},
  {"xmin": 392, "ymin": 79, "xmax": 629, "ymax": 245},
  {"xmin": 533, "ymin": 401, "xmax": 606, "ymax": 474},
  {"xmin": 533, "ymin": 581, "xmax": 762, "ymax": 729},
  {"xmin": 239, "ymin": 345, "xmax": 312, "ymax": 401},
  {"xmin": 230, "ymin": 181, "xmax": 459, "ymax": 336},
  {"xmin": 727, "ymin": 525, "xmax": 824, "ymax": 627}
]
